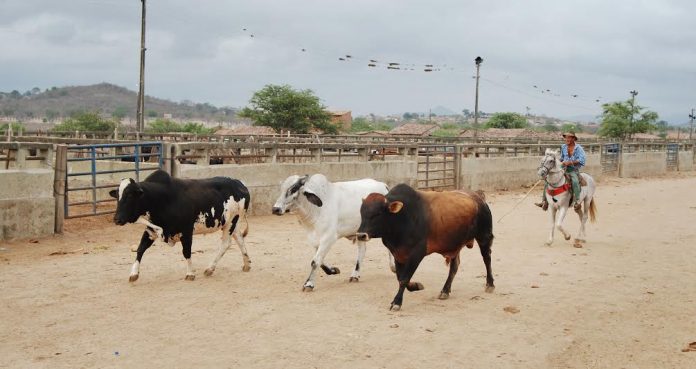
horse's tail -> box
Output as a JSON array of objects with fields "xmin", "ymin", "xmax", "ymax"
[{"xmin": 589, "ymin": 198, "xmax": 597, "ymax": 223}]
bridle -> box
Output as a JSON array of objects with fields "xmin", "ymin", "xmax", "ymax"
[{"xmin": 538, "ymin": 153, "xmax": 567, "ymax": 189}]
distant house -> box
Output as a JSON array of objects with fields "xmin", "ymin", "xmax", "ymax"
[
  {"xmin": 214, "ymin": 125, "xmax": 276, "ymax": 136},
  {"xmin": 390, "ymin": 123, "xmax": 439, "ymax": 136},
  {"xmin": 354, "ymin": 130, "xmax": 391, "ymax": 136},
  {"xmin": 329, "ymin": 110, "xmax": 352, "ymax": 131}
]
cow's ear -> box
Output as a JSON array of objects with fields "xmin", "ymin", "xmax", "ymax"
[
  {"xmin": 388, "ymin": 201, "xmax": 403, "ymax": 214},
  {"xmin": 109, "ymin": 189, "xmax": 119, "ymax": 199},
  {"xmin": 303, "ymin": 191, "xmax": 323, "ymax": 207}
]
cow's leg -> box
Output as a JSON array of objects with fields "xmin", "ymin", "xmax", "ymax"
[
  {"xmin": 303, "ymin": 235, "xmax": 338, "ymax": 291},
  {"xmin": 390, "ymin": 252, "xmax": 425, "ymax": 311},
  {"xmin": 349, "ymin": 240, "xmax": 367, "ymax": 282},
  {"xmin": 232, "ymin": 231, "xmax": 252, "ymax": 272},
  {"xmin": 388, "ymin": 252, "xmax": 396, "ymax": 273},
  {"xmin": 180, "ymin": 233, "xmax": 196, "ymax": 281},
  {"xmin": 204, "ymin": 232, "xmax": 233, "ymax": 277},
  {"xmin": 476, "ymin": 232, "xmax": 495, "ymax": 293},
  {"xmin": 438, "ymin": 253, "xmax": 461, "ymax": 299},
  {"xmin": 130, "ymin": 231, "xmax": 155, "ymax": 282}
]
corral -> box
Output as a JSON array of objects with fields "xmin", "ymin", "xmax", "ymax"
[{"xmin": 0, "ymin": 173, "xmax": 694, "ymax": 368}]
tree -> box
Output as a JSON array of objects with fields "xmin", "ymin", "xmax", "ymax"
[
  {"xmin": 350, "ymin": 117, "xmax": 392, "ymax": 133},
  {"xmin": 112, "ymin": 106, "xmax": 129, "ymax": 121},
  {"xmin": 0, "ymin": 121, "xmax": 25, "ymax": 135},
  {"xmin": 53, "ymin": 112, "xmax": 117, "ymax": 132},
  {"xmin": 146, "ymin": 118, "xmax": 182, "ymax": 133},
  {"xmin": 181, "ymin": 122, "xmax": 214, "ymax": 134},
  {"xmin": 655, "ymin": 120, "xmax": 668, "ymax": 139},
  {"xmin": 598, "ymin": 100, "xmax": 658, "ymax": 139},
  {"xmin": 239, "ymin": 84, "xmax": 335, "ymax": 134},
  {"xmin": 485, "ymin": 112, "xmax": 528, "ymax": 129},
  {"xmin": 561, "ymin": 123, "xmax": 583, "ymax": 133}
]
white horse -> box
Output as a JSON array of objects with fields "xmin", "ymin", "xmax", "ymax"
[{"xmin": 537, "ymin": 148, "xmax": 597, "ymax": 247}]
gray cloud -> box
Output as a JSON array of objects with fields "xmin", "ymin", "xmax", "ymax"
[{"xmin": 1, "ymin": 0, "xmax": 694, "ymax": 123}]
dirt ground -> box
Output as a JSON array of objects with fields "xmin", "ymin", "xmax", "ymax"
[{"xmin": 1, "ymin": 173, "xmax": 695, "ymax": 369}]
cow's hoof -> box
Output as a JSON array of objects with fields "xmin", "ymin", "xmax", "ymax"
[
  {"xmin": 389, "ymin": 304, "xmax": 401, "ymax": 311},
  {"xmin": 438, "ymin": 292, "xmax": 450, "ymax": 300},
  {"xmin": 485, "ymin": 285, "xmax": 495, "ymax": 293},
  {"xmin": 330, "ymin": 267, "xmax": 340, "ymax": 275},
  {"xmin": 302, "ymin": 285, "xmax": 314, "ymax": 292},
  {"xmin": 407, "ymin": 282, "xmax": 424, "ymax": 291},
  {"xmin": 184, "ymin": 274, "xmax": 196, "ymax": 281},
  {"xmin": 564, "ymin": 234, "xmax": 571, "ymax": 241},
  {"xmin": 242, "ymin": 265, "xmax": 251, "ymax": 272},
  {"xmin": 573, "ymin": 242, "xmax": 583, "ymax": 248},
  {"xmin": 204, "ymin": 268, "xmax": 214, "ymax": 277},
  {"xmin": 349, "ymin": 276, "xmax": 359, "ymax": 283},
  {"xmin": 129, "ymin": 274, "xmax": 139, "ymax": 282}
]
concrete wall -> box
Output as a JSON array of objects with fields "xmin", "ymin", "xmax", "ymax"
[
  {"xmin": 177, "ymin": 160, "xmax": 417, "ymax": 215},
  {"xmin": 620, "ymin": 152, "xmax": 667, "ymax": 178},
  {"xmin": 0, "ymin": 169, "xmax": 55, "ymax": 240},
  {"xmin": 678, "ymin": 151, "xmax": 694, "ymax": 172},
  {"xmin": 460, "ymin": 154, "xmax": 602, "ymax": 191}
]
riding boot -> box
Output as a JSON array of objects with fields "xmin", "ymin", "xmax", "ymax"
[{"xmin": 535, "ymin": 199, "xmax": 548, "ymax": 211}]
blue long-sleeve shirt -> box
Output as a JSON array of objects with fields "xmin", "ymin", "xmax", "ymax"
[{"xmin": 560, "ymin": 143, "xmax": 586, "ymax": 170}]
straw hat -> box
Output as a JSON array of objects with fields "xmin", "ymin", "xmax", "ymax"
[{"xmin": 562, "ymin": 131, "xmax": 578, "ymax": 140}]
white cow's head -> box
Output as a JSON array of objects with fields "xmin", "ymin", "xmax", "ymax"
[{"xmin": 272, "ymin": 175, "xmax": 323, "ymax": 215}]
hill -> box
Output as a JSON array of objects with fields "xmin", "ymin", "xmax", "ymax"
[{"xmin": 0, "ymin": 83, "xmax": 237, "ymax": 123}]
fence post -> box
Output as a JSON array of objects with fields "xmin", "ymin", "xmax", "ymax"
[
  {"xmin": 454, "ymin": 145, "xmax": 462, "ymax": 189},
  {"xmin": 54, "ymin": 145, "xmax": 67, "ymax": 234}
]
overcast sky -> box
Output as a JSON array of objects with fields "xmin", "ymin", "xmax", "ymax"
[{"xmin": 1, "ymin": 0, "xmax": 695, "ymax": 124}]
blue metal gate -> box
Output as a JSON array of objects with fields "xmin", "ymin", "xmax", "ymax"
[
  {"xmin": 601, "ymin": 143, "xmax": 620, "ymax": 173},
  {"xmin": 63, "ymin": 142, "xmax": 163, "ymax": 219},
  {"xmin": 666, "ymin": 143, "xmax": 678, "ymax": 171}
]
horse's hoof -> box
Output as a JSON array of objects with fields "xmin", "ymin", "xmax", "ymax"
[
  {"xmin": 573, "ymin": 241, "xmax": 583, "ymax": 248},
  {"xmin": 407, "ymin": 282, "xmax": 424, "ymax": 291},
  {"xmin": 302, "ymin": 285, "xmax": 314, "ymax": 292},
  {"xmin": 128, "ymin": 274, "xmax": 139, "ymax": 282},
  {"xmin": 485, "ymin": 285, "xmax": 495, "ymax": 293},
  {"xmin": 242, "ymin": 265, "xmax": 251, "ymax": 272},
  {"xmin": 204, "ymin": 268, "xmax": 214, "ymax": 277},
  {"xmin": 544, "ymin": 241, "xmax": 553, "ymax": 247},
  {"xmin": 390, "ymin": 304, "xmax": 401, "ymax": 311},
  {"xmin": 438, "ymin": 292, "xmax": 450, "ymax": 300},
  {"xmin": 349, "ymin": 276, "xmax": 359, "ymax": 283},
  {"xmin": 389, "ymin": 265, "xmax": 397, "ymax": 273},
  {"xmin": 184, "ymin": 274, "xmax": 195, "ymax": 281}
]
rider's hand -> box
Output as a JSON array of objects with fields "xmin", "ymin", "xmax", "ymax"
[{"xmin": 562, "ymin": 161, "xmax": 573, "ymax": 166}]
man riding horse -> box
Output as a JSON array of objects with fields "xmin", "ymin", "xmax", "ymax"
[{"xmin": 535, "ymin": 130, "xmax": 586, "ymax": 211}]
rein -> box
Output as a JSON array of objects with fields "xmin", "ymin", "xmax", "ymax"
[{"xmin": 540, "ymin": 154, "xmax": 570, "ymax": 197}]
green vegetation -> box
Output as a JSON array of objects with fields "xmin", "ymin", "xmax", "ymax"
[
  {"xmin": 484, "ymin": 112, "xmax": 528, "ymax": 129},
  {"xmin": 0, "ymin": 121, "xmax": 25, "ymax": 135},
  {"xmin": 598, "ymin": 100, "xmax": 658, "ymax": 139},
  {"xmin": 146, "ymin": 119, "xmax": 215, "ymax": 134},
  {"xmin": 350, "ymin": 117, "xmax": 392, "ymax": 133},
  {"xmin": 432, "ymin": 122, "xmax": 464, "ymax": 137},
  {"xmin": 52, "ymin": 112, "xmax": 117, "ymax": 132},
  {"xmin": 238, "ymin": 84, "xmax": 336, "ymax": 134}
]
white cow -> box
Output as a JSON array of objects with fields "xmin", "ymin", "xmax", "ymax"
[{"xmin": 272, "ymin": 174, "xmax": 395, "ymax": 291}]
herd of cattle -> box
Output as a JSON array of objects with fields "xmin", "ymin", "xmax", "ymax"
[{"xmin": 110, "ymin": 169, "xmax": 495, "ymax": 310}]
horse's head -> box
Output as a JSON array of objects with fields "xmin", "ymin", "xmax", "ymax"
[{"xmin": 538, "ymin": 148, "xmax": 561, "ymax": 178}]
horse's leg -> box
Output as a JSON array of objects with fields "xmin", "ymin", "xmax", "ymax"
[
  {"xmin": 575, "ymin": 195, "xmax": 590, "ymax": 245},
  {"xmin": 555, "ymin": 201, "xmax": 572, "ymax": 241},
  {"xmin": 545, "ymin": 198, "xmax": 556, "ymax": 246}
]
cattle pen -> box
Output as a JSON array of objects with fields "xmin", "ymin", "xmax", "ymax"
[{"xmin": 1, "ymin": 173, "xmax": 695, "ymax": 368}]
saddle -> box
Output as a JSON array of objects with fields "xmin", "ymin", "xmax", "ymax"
[{"xmin": 564, "ymin": 172, "xmax": 587, "ymax": 187}]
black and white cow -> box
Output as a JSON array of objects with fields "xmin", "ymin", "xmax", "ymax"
[
  {"xmin": 272, "ymin": 174, "xmax": 395, "ymax": 291},
  {"xmin": 109, "ymin": 169, "xmax": 251, "ymax": 282}
]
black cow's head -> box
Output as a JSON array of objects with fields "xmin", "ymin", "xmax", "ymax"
[
  {"xmin": 356, "ymin": 192, "xmax": 403, "ymax": 241},
  {"xmin": 109, "ymin": 178, "xmax": 146, "ymax": 225}
]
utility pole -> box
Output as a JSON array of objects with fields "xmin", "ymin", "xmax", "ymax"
[
  {"xmin": 473, "ymin": 56, "xmax": 483, "ymax": 139},
  {"xmin": 628, "ymin": 90, "xmax": 638, "ymax": 140},
  {"xmin": 689, "ymin": 108, "xmax": 695, "ymax": 142},
  {"xmin": 136, "ymin": 0, "xmax": 147, "ymax": 134}
]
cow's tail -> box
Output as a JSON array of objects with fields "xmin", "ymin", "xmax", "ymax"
[
  {"xmin": 589, "ymin": 198, "xmax": 597, "ymax": 223},
  {"xmin": 241, "ymin": 194, "xmax": 250, "ymax": 237}
]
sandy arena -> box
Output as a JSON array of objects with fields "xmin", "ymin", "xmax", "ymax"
[{"xmin": 1, "ymin": 173, "xmax": 695, "ymax": 368}]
